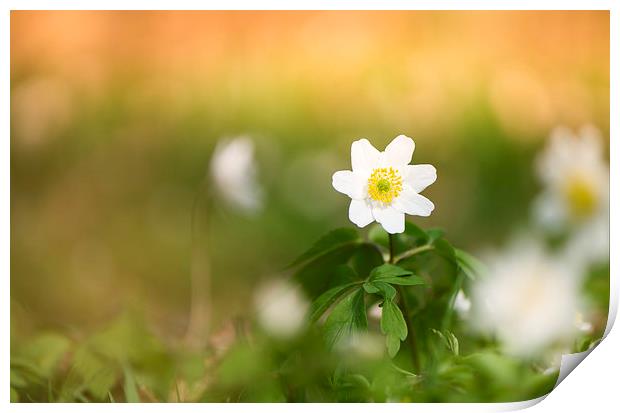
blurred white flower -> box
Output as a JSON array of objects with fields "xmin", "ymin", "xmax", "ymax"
[
  {"xmin": 533, "ymin": 125, "xmax": 608, "ymax": 235},
  {"xmin": 210, "ymin": 136, "xmax": 263, "ymax": 213},
  {"xmin": 332, "ymin": 135, "xmax": 436, "ymax": 234},
  {"xmin": 453, "ymin": 290, "xmax": 471, "ymax": 317},
  {"xmin": 574, "ymin": 312, "xmax": 593, "ymax": 334},
  {"xmin": 472, "ymin": 238, "xmax": 582, "ymax": 358},
  {"xmin": 563, "ymin": 213, "xmax": 609, "ymax": 271},
  {"xmin": 254, "ymin": 279, "xmax": 309, "ymax": 339},
  {"xmin": 336, "ymin": 332, "xmax": 385, "ymax": 360}
]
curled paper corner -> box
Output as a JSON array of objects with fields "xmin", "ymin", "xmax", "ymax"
[
  {"xmin": 553, "ymin": 345, "xmax": 598, "ymax": 388},
  {"xmin": 512, "ymin": 276, "xmax": 617, "ymax": 410},
  {"xmin": 495, "ymin": 394, "xmax": 548, "ymax": 411},
  {"xmin": 499, "ymin": 346, "xmax": 601, "ymax": 411},
  {"xmin": 551, "ymin": 249, "xmax": 618, "ymax": 388},
  {"xmin": 550, "ymin": 271, "xmax": 617, "ymax": 389},
  {"xmin": 551, "ymin": 279, "xmax": 616, "ymax": 389}
]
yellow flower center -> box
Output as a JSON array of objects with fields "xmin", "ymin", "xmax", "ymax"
[
  {"xmin": 367, "ymin": 167, "xmax": 403, "ymax": 204},
  {"xmin": 564, "ymin": 175, "xmax": 598, "ymax": 219}
]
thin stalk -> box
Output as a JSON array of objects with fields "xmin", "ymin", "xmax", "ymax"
[
  {"xmin": 394, "ymin": 244, "xmax": 434, "ymax": 263},
  {"xmin": 389, "ymin": 233, "xmax": 421, "ymax": 372},
  {"xmin": 184, "ymin": 177, "xmax": 213, "ymax": 350}
]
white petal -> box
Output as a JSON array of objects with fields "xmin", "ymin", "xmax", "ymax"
[
  {"xmin": 372, "ymin": 206, "xmax": 405, "ymax": 234},
  {"xmin": 403, "ymin": 164, "xmax": 437, "ymax": 193},
  {"xmin": 351, "ymin": 138, "xmax": 380, "ymax": 172},
  {"xmin": 383, "ymin": 135, "xmax": 415, "ymax": 166},
  {"xmin": 393, "ymin": 188, "xmax": 434, "ymax": 217},
  {"xmin": 531, "ymin": 191, "xmax": 567, "ymax": 232},
  {"xmin": 349, "ymin": 199, "xmax": 374, "ymax": 228},
  {"xmin": 332, "ymin": 170, "xmax": 366, "ymax": 199}
]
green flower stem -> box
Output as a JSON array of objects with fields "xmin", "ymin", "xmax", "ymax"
[
  {"xmin": 394, "ymin": 244, "xmax": 434, "ymax": 263},
  {"xmin": 389, "ymin": 233, "xmax": 421, "ymax": 373}
]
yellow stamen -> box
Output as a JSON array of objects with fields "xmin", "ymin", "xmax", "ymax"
[
  {"xmin": 564, "ymin": 175, "xmax": 598, "ymax": 219},
  {"xmin": 367, "ymin": 167, "xmax": 403, "ymax": 204}
]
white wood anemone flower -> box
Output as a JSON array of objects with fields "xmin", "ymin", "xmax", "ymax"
[
  {"xmin": 533, "ymin": 125, "xmax": 608, "ymax": 232},
  {"xmin": 210, "ymin": 136, "xmax": 263, "ymax": 214},
  {"xmin": 471, "ymin": 237, "xmax": 582, "ymax": 358},
  {"xmin": 332, "ymin": 135, "xmax": 437, "ymax": 234}
]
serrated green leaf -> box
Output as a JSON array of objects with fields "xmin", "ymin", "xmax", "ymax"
[
  {"xmin": 380, "ymin": 275, "xmax": 426, "ymax": 286},
  {"xmin": 447, "ymin": 332, "xmax": 460, "ymax": 356},
  {"xmin": 381, "ymin": 299, "xmax": 408, "ymax": 358},
  {"xmin": 369, "ymin": 264, "xmax": 412, "ymax": 280},
  {"xmin": 431, "ymin": 329, "xmax": 459, "ymax": 356},
  {"xmin": 362, "ymin": 282, "xmax": 379, "ymax": 294},
  {"xmin": 381, "ymin": 300, "xmax": 407, "ymax": 340},
  {"xmin": 323, "ymin": 288, "xmax": 367, "ymax": 348},
  {"xmin": 363, "ymin": 281, "xmax": 396, "ymax": 300},
  {"xmin": 288, "ymin": 228, "xmax": 361, "ymax": 268},
  {"xmin": 386, "ymin": 334, "xmax": 401, "ymax": 358},
  {"xmin": 309, "ymin": 282, "xmax": 360, "ymax": 323}
]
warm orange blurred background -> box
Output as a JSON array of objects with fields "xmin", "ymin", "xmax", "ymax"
[{"xmin": 11, "ymin": 11, "xmax": 609, "ymax": 337}]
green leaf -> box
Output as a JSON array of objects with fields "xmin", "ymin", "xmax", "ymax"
[
  {"xmin": 368, "ymin": 224, "xmax": 389, "ymax": 248},
  {"xmin": 431, "ymin": 329, "xmax": 460, "ymax": 356},
  {"xmin": 426, "ymin": 228, "xmax": 445, "ymax": 243},
  {"xmin": 10, "ymin": 368, "xmax": 28, "ymax": 388},
  {"xmin": 288, "ymin": 228, "xmax": 361, "ymax": 268},
  {"xmin": 386, "ymin": 334, "xmax": 401, "ymax": 359},
  {"xmin": 369, "ymin": 264, "xmax": 412, "ymax": 280},
  {"xmin": 432, "ymin": 238, "xmax": 456, "ymax": 261},
  {"xmin": 331, "ymin": 265, "xmax": 360, "ymax": 285},
  {"xmin": 123, "ymin": 366, "xmax": 140, "ymax": 403},
  {"xmin": 362, "ymin": 282, "xmax": 379, "ymax": 294},
  {"xmin": 363, "ymin": 281, "xmax": 396, "ymax": 300},
  {"xmin": 404, "ymin": 221, "xmax": 429, "ymax": 242},
  {"xmin": 381, "ymin": 300, "xmax": 407, "ymax": 340},
  {"xmin": 381, "ymin": 275, "xmax": 426, "ymax": 286},
  {"xmin": 294, "ymin": 245, "xmax": 361, "ymax": 298},
  {"xmin": 309, "ymin": 282, "xmax": 360, "ymax": 323},
  {"xmin": 60, "ymin": 346, "xmax": 118, "ymax": 402},
  {"xmin": 323, "ymin": 288, "xmax": 367, "ymax": 348},
  {"xmin": 455, "ymin": 248, "xmax": 485, "ymax": 280},
  {"xmin": 14, "ymin": 333, "xmax": 71, "ymax": 378},
  {"xmin": 368, "ymin": 263, "xmax": 426, "ymax": 287},
  {"xmin": 350, "ymin": 243, "xmax": 384, "ymax": 278},
  {"xmin": 380, "ymin": 299, "xmax": 408, "ymax": 358},
  {"xmin": 370, "ymin": 222, "xmax": 429, "ymax": 255}
]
